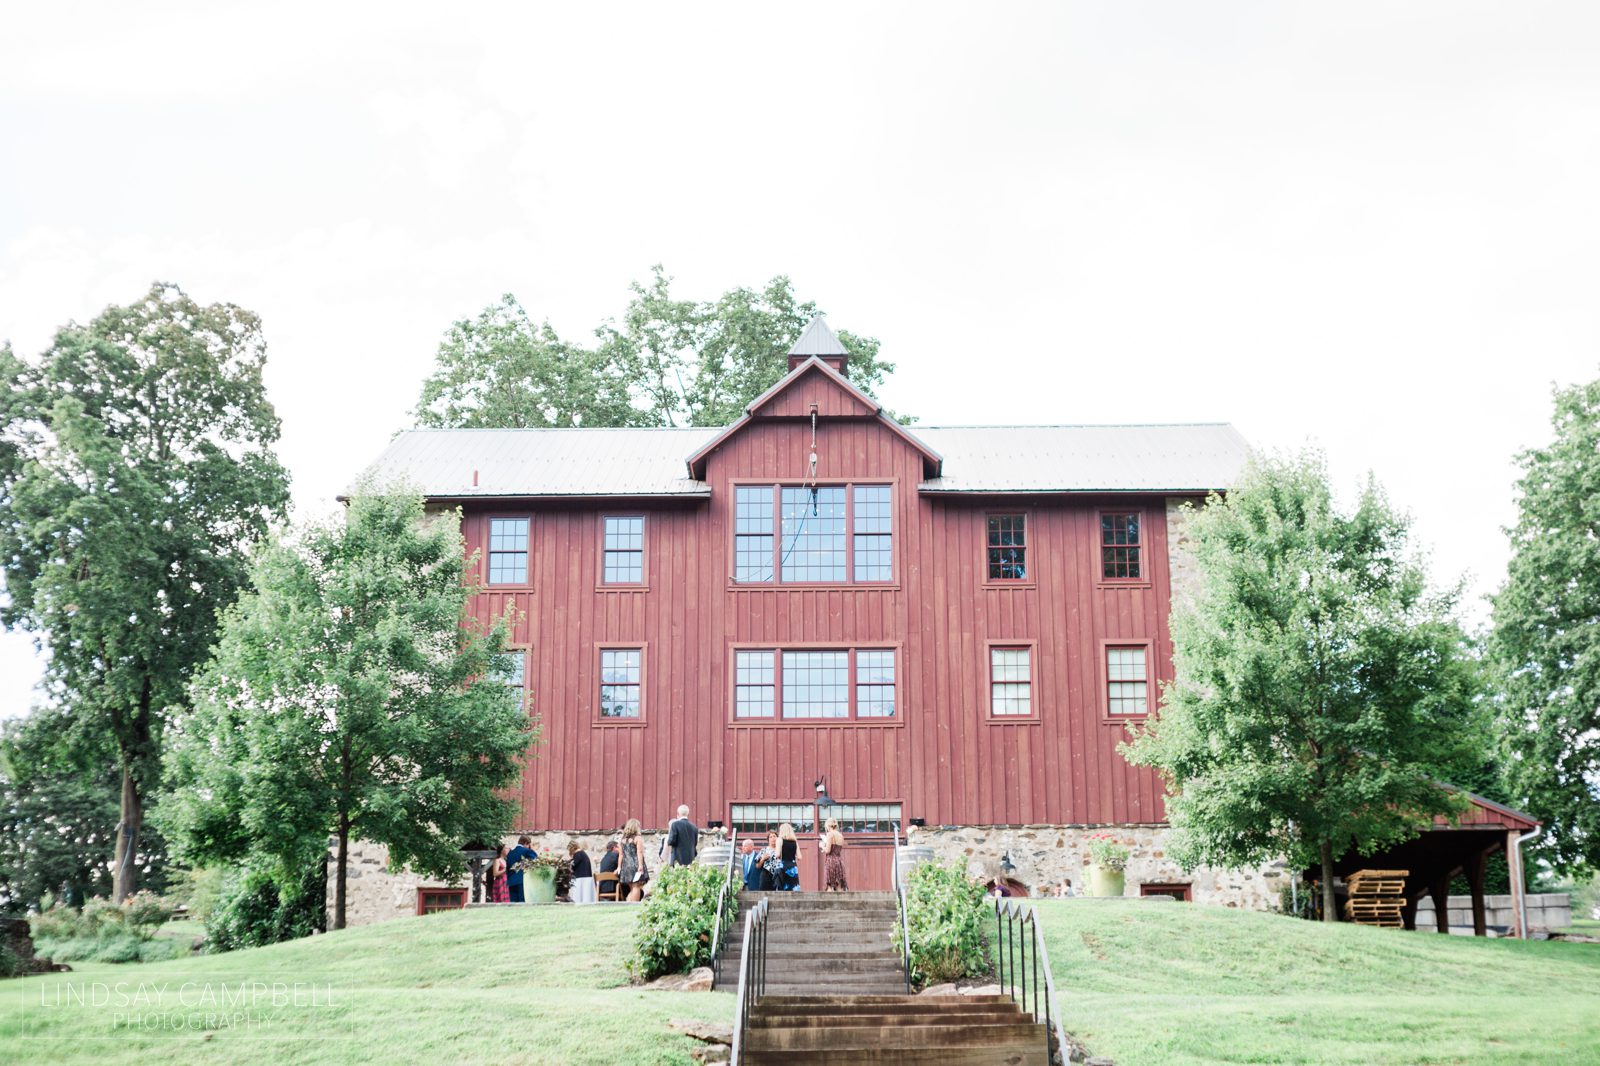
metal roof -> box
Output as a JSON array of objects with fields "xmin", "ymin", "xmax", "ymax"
[
  {"xmin": 913, "ymin": 423, "xmax": 1251, "ymax": 493},
  {"xmin": 351, "ymin": 427, "xmax": 717, "ymax": 498},
  {"xmin": 787, "ymin": 315, "xmax": 847, "ymax": 357},
  {"xmin": 352, "ymin": 422, "xmax": 1249, "ymax": 499}
]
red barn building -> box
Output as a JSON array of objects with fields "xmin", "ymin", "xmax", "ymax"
[{"xmin": 337, "ymin": 317, "xmax": 1279, "ymax": 924}]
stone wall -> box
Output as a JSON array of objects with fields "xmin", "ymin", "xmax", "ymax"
[
  {"xmin": 907, "ymin": 824, "xmax": 1286, "ymax": 910},
  {"xmin": 1412, "ymin": 892, "xmax": 1572, "ymax": 935},
  {"xmin": 330, "ymin": 829, "xmax": 712, "ymax": 928},
  {"xmin": 1165, "ymin": 496, "xmax": 1206, "ymax": 614}
]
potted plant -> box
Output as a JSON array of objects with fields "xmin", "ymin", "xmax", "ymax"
[
  {"xmin": 516, "ymin": 854, "xmax": 567, "ymax": 905},
  {"xmin": 1086, "ymin": 833, "xmax": 1131, "ymax": 897}
]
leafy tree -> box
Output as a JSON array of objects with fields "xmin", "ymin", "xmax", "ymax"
[
  {"xmin": 0, "ymin": 284, "xmax": 290, "ymax": 900},
  {"xmin": 413, "ymin": 295, "xmax": 638, "ymax": 429},
  {"xmin": 412, "ymin": 267, "xmax": 900, "ymax": 430},
  {"xmin": 1490, "ymin": 376, "xmax": 1600, "ymax": 875},
  {"xmin": 0, "ymin": 708, "xmax": 170, "ymax": 912},
  {"xmin": 1123, "ymin": 452, "xmax": 1482, "ymax": 921},
  {"xmin": 159, "ymin": 490, "xmax": 535, "ymax": 929}
]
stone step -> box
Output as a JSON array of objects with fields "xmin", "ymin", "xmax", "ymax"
[
  {"xmin": 751, "ymin": 1011, "xmax": 1025, "ymax": 1029},
  {"xmin": 742, "ymin": 1045, "xmax": 1049, "ymax": 1066},
  {"xmin": 743, "ymin": 1022, "xmax": 1047, "ymax": 1053},
  {"xmin": 759, "ymin": 981, "xmax": 910, "ymax": 995},
  {"xmin": 757, "ymin": 994, "xmax": 1014, "ymax": 1008}
]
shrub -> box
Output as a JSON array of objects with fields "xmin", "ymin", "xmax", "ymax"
[
  {"xmin": 29, "ymin": 903, "xmax": 86, "ymax": 942},
  {"xmin": 902, "ymin": 861, "xmax": 990, "ymax": 987},
  {"xmin": 0, "ymin": 941, "xmax": 18, "ymax": 978},
  {"xmin": 168, "ymin": 867, "xmax": 226, "ymax": 924},
  {"xmin": 121, "ymin": 891, "xmax": 176, "ymax": 936},
  {"xmin": 1086, "ymin": 833, "xmax": 1131, "ymax": 872},
  {"xmin": 207, "ymin": 863, "xmax": 324, "ymax": 953},
  {"xmin": 81, "ymin": 897, "xmax": 125, "ymax": 932},
  {"xmin": 629, "ymin": 863, "xmax": 733, "ymax": 981}
]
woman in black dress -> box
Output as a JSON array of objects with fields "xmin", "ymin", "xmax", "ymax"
[{"xmin": 778, "ymin": 822, "xmax": 800, "ymax": 891}]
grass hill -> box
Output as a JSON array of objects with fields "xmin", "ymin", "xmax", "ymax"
[
  {"xmin": 1, "ymin": 906, "xmax": 730, "ymax": 1065},
  {"xmin": 3, "ymin": 899, "xmax": 1596, "ymax": 1065},
  {"xmin": 1036, "ymin": 899, "xmax": 1600, "ymax": 1065}
]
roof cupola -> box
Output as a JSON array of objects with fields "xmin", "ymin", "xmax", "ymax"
[{"xmin": 787, "ymin": 314, "xmax": 849, "ymax": 376}]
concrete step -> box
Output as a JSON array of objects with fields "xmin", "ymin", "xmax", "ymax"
[
  {"xmin": 759, "ymin": 982, "xmax": 910, "ymax": 995},
  {"xmin": 751, "ymin": 1011, "xmax": 1025, "ymax": 1029},
  {"xmin": 742, "ymin": 1046, "xmax": 1049, "ymax": 1066},
  {"xmin": 744, "ymin": 1022, "xmax": 1047, "ymax": 1053}
]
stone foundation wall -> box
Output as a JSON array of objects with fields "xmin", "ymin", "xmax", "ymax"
[
  {"xmin": 908, "ymin": 824, "xmax": 1286, "ymax": 910},
  {"xmin": 333, "ymin": 824, "xmax": 1284, "ymax": 926},
  {"xmin": 329, "ymin": 829, "xmax": 706, "ymax": 928}
]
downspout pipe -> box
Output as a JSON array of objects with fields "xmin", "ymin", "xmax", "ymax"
[{"xmin": 1511, "ymin": 826, "xmax": 1542, "ymax": 940}]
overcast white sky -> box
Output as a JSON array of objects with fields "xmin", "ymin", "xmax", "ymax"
[{"xmin": 3, "ymin": 2, "xmax": 1598, "ymax": 718}]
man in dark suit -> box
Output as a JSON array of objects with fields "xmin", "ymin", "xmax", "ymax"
[
  {"xmin": 504, "ymin": 835, "xmax": 537, "ymax": 903},
  {"xmin": 739, "ymin": 838, "xmax": 762, "ymax": 890},
  {"xmin": 665, "ymin": 804, "xmax": 699, "ymax": 867}
]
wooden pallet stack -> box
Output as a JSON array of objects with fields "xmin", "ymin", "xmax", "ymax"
[{"xmin": 1344, "ymin": 869, "xmax": 1408, "ymax": 928}]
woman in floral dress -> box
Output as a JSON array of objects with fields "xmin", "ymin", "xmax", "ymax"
[
  {"xmin": 487, "ymin": 842, "xmax": 510, "ymax": 903},
  {"xmin": 821, "ymin": 819, "xmax": 848, "ymax": 892}
]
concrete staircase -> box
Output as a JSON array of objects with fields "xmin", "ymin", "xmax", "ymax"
[{"xmin": 722, "ymin": 892, "xmax": 1051, "ymax": 1065}]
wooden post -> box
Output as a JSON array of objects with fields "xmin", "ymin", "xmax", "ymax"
[
  {"xmin": 1430, "ymin": 877, "xmax": 1450, "ymax": 934},
  {"xmin": 1505, "ymin": 829, "xmax": 1526, "ymax": 939},
  {"xmin": 1469, "ymin": 849, "xmax": 1488, "ymax": 938}
]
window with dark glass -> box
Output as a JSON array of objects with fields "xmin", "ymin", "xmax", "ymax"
[
  {"xmin": 599, "ymin": 648, "xmax": 641, "ymax": 718},
  {"xmin": 734, "ymin": 486, "xmax": 775, "ymax": 582},
  {"xmin": 603, "ymin": 516, "xmax": 644, "ymax": 584},
  {"xmin": 853, "ymin": 485, "xmax": 893, "ymax": 581},
  {"xmin": 989, "ymin": 647, "xmax": 1032, "ymax": 716},
  {"xmin": 987, "ymin": 515, "xmax": 1027, "ymax": 580},
  {"xmin": 733, "ymin": 648, "xmax": 897, "ymax": 720},
  {"xmin": 488, "ymin": 518, "xmax": 529, "ymax": 585},
  {"xmin": 1106, "ymin": 646, "xmax": 1149, "ymax": 715},
  {"xmin": 733, "ymin": 484, "xmax": 892, "ymax": 584},
  {"xmin": 1101, "ymin": 513, "xmax": 1142, "ymax": 580},
  {"xmin": 830, "ymin": 803, "xmax": 904, "ymax": 832},
  {"xmin": 731, "ymin": 803, "xmax": 816, "ymax": 835}
]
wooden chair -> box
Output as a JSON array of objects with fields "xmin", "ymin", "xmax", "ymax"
[{"xmin": 595, "ymin": 871, "xmax": 621, "ymax": 902}]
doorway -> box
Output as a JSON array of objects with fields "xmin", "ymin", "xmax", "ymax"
[{"xmin": 730, "ymin": 801, "xmax": 902, "ymax": 891}]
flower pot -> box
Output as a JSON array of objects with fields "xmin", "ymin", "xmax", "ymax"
[
  {"xmin": 527, "ymin": 866, "xmax": 558, "ymax": 905},
  {"xmin": 1090, "ymin": 866, "xmax": 1125, "ymax": 898}
]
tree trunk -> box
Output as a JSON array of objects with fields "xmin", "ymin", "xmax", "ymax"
[
  {"xmin": 1319, "ymin": 839, "xmax": 1338, "ymax": 923},
  {"xmin": 111, "ymin": 761, "xmax": 143, "ymax": 902},
  {"xmin": 334, "ymin": 818, "xmax": 349, "ymax": 931}
]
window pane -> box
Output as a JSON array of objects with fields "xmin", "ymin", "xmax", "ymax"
[
  {"xmin": 490, "ymin": 518, "xmax": 529, "ymax": 552},
  {"xmin": 1107, "ymin": 647, "xmax": 1146, "ymax": 681},
  {"xmin": 781, "ymin": 487, "xmax": 846, "ymax": 582},
  {"xmin": 731, "ymin": 803, "xmax": 815, "ymax": 835},
  {"xmin": 600, "ymin": 649, "xmax": 640, "ymax": 683},
  {"xmin": 855, "ymin": 649, "xmax": 895, "ymax": 718},
  {"xmin": 489, "ymin": 518, "xmax": 529, "ymax": 585},
  {"xmin": 735, "ymin": 650, "xmax": 776, "ymax": 718},
  {"xmin": 500, "ymin": 652, "xmax": 525, "ymax": 689},
  {"xmin": 735, "ymin": 486, "xmax": 775, "ymax": 533},
  {"xmin": 829, "ymin": 803, "xmax": 903, "ymax": 833},
  {"xmin": 1101, "ymin": 514, "xmax": 1142, "ymax": 579},
  {"xmin": 986, "ymin": 515, "xmax": 1026, "ymax": 580},
  {"xmin": 990, "ymin": 647, "xmax": 1032, "ymax": 715},
  {"xmin": 782, "ymin": 650, "xmax": 849, "ymax": 717},
  {"xmin": 990, "ymin": 648, "xmax": 1031, "ymax": 681}
]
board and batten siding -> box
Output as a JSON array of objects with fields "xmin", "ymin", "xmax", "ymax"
[{"xmin": 456, "ymin": 378, "xmax": 1192, "ymax": 833}]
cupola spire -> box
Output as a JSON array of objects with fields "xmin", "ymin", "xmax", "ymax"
[{"xmin": 787, "ymin": 315, "xmax": 849, "ymax": 376}]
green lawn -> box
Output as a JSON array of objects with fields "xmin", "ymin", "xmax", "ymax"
[
  {"xmin": 1036, "ymin": 899, "xmax": 1600, "ymax": 1066},
  {"xmin": 3, "ymin": 906, "xmax": 730, "ymax": 1065}
]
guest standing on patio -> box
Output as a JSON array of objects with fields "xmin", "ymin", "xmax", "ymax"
[
  {"xmin": 487, "ymin": 842, "xmax": 510, "ymax": 903},
  {"xmin": 778, "ymin": 823, "xmax": 800, "ymax": 891},
  {"xmin": 504, "ymin": 835, "xmax": 537, "ymax": 903},
  {"xmin": 567, "ymin": 840, "xmax": 596, "ymax": 904},
  {"xmin": 821, "ymin": 819, "xmax": 848, "ymax": 892},
  {"xmin": 619, "ymin": 818, "xmax": 649, "ymax": 902}
]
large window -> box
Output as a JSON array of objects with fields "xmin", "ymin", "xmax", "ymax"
[
  {"xmin": 488, "ymin": 518, "xmax": 529, "ymax": 585},
  {"xmin": 733, "ymin": 648, "xmax": 897, "ymax": 721},
  {"xmin": 1106, "ymin": 646, "xmax": 1149, "ymax": 716},
  {"xmin": 989, "ymin": 646, "xmax": 1033, "ymax": 716},
  {"xmin": 733, "ymin": 483, "xmax": 893, "ymax": 584},
  {"xmin": 599, "ymin": 648, "xmax": 642, "ymax": 719},
  {"xmin": 828, "ymin": 803, "xmax": 903, "ymax": 833},
  {"xmin": 731, "ymin": 803, "xmax": 816, "ymax": 835},
  {"xmin": 602, "ymin": 516, "xmax": 645, "ymax": 584},
  {"xmin": 1101, "ymin": 512, "xmax": 1142, "ymax": 580},
  {"xmin": 986, "ymin": 514, "xmax": 1027, "ymax": 580}
]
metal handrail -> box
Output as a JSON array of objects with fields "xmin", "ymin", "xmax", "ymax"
[
  {"xmin": 892, "ymin": 823, "xmax": 912, "ymax": 994},
  {"xmin": 730, "ymin": 897, "xmax": 769, "ymax": 1066},
  {"xmin": 709, "ymin": 828, "xmax": 738, "ymax": 989},
  {"xmin": 994, "ymin": 898, "xmax": 1068, "ymax": 1063}
]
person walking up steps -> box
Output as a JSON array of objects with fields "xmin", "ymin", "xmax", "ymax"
[{"xmin": 821, "ymin": 818, "xmax": 848, "ymax": 892}]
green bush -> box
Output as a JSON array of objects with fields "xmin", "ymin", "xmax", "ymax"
[
  {"xmin": 35, "ymin": 931, "xmax": 186, "ymax": 965},
  {"xmin": 168, "ymin": 866, "xmax": 226, "ymax": 924},
  {"xmin": 120, "ymin": 890, "xmax": 176, "ymax": 935},
  {"xmin": 29, "ymin": 903, "xmax": 86, "ymax": 942},
  {"xmin": 902, "ymin": 861, "xmax": 990, "ymax": 987},
  {"xmin": 629, "ymin": 864, "xmax": 734, "ymax": 981},
  {"xmin": 206, "ymin": 864, "xmax": 324, "ymax": 953},
  {"xmin": 0, "ymin": 941, "xmax": 18, "ymax": 978}
]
